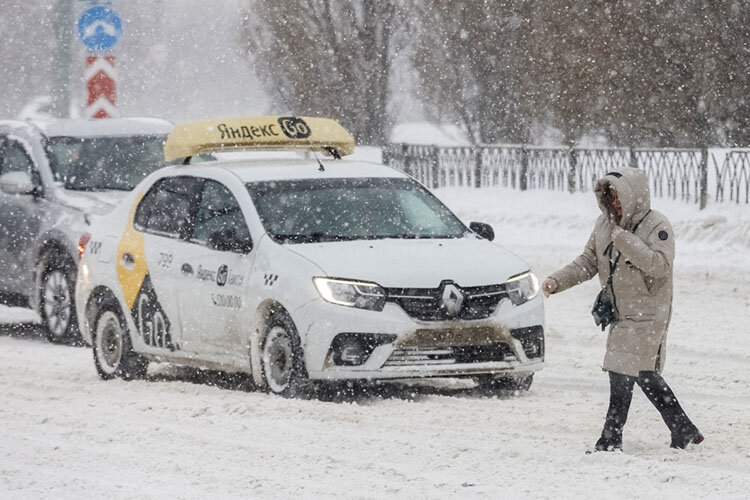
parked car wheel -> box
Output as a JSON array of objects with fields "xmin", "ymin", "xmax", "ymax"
[
  {"xmin": 39, "ymin": 255, "xmax": 79, "ymax": 344},
  {"xmin": 92, "ymin": 303, "xmax": 148, "ymax": 381}
]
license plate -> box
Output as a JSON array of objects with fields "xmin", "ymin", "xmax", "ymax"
[{"xmin": 397, "ymin": 326, "xmax": 505, "ymax": 348}]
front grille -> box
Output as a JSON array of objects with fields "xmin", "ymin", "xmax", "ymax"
[
  {"xmin": 383, "ymin": 342, "xmax": 516, "ymax": 367},
  {"xmin": 385, "ymin": 283, "xmax": 507, "ymax": 321}
]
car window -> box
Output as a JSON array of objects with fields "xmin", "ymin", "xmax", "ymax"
[
  {"xmin": 192, "ymin": 180, "xmax": 252, "ymax": 252},
  {"xmin": 134, "ymin": 177, "xmax": 202, "ymax": 239},
  {"xmin": 0, "ymin": 140, "xmax": 34, "ymax": 177}
]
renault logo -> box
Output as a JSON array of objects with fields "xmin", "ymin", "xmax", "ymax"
[{"xmin": 440, "ymin": 283, "xmax": 464, "ymax": 317}]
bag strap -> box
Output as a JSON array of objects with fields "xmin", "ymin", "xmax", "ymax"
[
  {"xmin": 603, "ymin": 210, "xmax": 652, "ymax": 311},
  {"xmin": 604, "ymin": 209, "xmax": 652, "ymax": 279}
]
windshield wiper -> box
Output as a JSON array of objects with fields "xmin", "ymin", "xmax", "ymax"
[
  {"xmin": 370, "ymin": 234, "xmax": 457, "ymax": 240},
  {"xmin": 274, "ymin": 232, "xmax": 358, "ymax": 243},
  {"xmin": 63, "ymin": 183, "xmax": 135, "ymax": 191},
  {"xmin": 65, "ymin": 185, "xmax": 130, "ymax": 192},
  {"xmin": 64, "ymin": 185, "xmax": 104, "ymax": 192},
  {"xmin": 373, "ymin": 234, "xmax": 418, "ymax": 239}
]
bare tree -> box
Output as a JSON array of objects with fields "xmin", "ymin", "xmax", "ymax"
[
  {"xmin": 411, "ymin": 1, "xmax": 535, "ymax": 144},
  {"xmin": 538, "ymin": 0, "xmax": 750, "ymax": 147},
  {"xmin": 412, "ymin": 0, "xmax": 750, "ymax": 147},
  {"xmin": 242, "ymin": 0, "xmax": 407, "ymax": 145}
]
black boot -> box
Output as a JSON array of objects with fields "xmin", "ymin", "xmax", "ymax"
[
  {"xmin": 636, "ymin": 371, "xmax": 703, "ymax": 449},
  {"xmin": 594, "ymin": 434, "xmax": 623, "ymax": 452},
  {"xmin": 670, "ymin": 429, "xmax": 704, "ymax": 449},
  {"xmin": 593, "ymin": 372, "xmax": 636, "ymax": 452}
]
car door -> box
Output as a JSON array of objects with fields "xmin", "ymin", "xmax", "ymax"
[
  {"xmin": 0, "ymin": 136, "xmax": 43, "ymax": 296},
  {"xmin": 124, "ymin": 176, "xmax": 203, "ymax": 356},
  {"xmin": 176, "ymin": 179, "xmax": 254, "ymax": 359}
]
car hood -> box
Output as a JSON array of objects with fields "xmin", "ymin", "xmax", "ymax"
[
  {"xmin": 54, "ymin": 188, "xmax": 129, "ymax": 215},
  {"xmin": 286, "ymin": 236, "xmax": 532, "ymax": 288}
]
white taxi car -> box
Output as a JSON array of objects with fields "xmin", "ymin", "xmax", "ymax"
[{"xmin": 76, "ymin": 116, "xmax": 544, "ymax": 396}]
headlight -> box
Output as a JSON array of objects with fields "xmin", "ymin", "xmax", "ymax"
[
  {"xmin": 313, "ymin": 277, "xmax": 386, "ymax": 311},
  {"xmin": 506, "ymin": 271, "xmax": 539, "ymax": 306}
]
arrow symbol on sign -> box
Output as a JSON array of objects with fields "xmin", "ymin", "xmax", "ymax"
[{"xmin": 83, "ymin": 20, "xmax": 117, "ymax": 39}]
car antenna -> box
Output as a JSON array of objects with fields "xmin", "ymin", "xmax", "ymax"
[{"xmin": 276, "ymin": 84, "xmax": 326, "ymax": 172}]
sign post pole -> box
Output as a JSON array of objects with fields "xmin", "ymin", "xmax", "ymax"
[{"xmin": 77, "ymin": 5, "xmax": 122, "ymax": 119}]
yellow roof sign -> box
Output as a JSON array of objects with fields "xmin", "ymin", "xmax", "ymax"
[{"xmin": 164, "ymin": 116, "xmax": 355, "ymax": 162}]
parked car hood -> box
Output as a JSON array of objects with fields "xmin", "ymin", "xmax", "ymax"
[{"xmin": 286, "ymin": 236, "xmax": 531, "ymax": 288}]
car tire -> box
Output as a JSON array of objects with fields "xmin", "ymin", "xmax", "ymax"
[
  {"xmin": 39, "ymin": 255, "xmax": 79, "ymax": 345},
  {"xmin": 260, "ymin": 311, "xmax": 308, "ymax": 397},
  {"xmin": 92, "ymin": 303, "xmax": 148, "ymax": 381},
  {"xmin": 474, "ymin": 373, "xmax": 534, "ymax": 394}
]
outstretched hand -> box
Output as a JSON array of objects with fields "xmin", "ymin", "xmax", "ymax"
[{"xmin": 542, "ymin": 277, "xmax": 558, "ymax": 297}]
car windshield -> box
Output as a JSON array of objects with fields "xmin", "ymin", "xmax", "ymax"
[
  {"xmin": 247, "ymin": 177, "xmax": 467, "ymax": 243},
  {"xmin": 45, "ymin": 135, "xmax": 171, "ymax": 191}
]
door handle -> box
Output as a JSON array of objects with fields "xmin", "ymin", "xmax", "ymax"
[
  {"xmin": 121, "ymin": 252, "xmax": 135, "ymax": 270},
  {"xmin": 181, "ymin": 263, "xmax": 194, "ymax": 275}
]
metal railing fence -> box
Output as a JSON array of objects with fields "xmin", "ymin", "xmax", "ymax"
[{"xmin": 383, "ymin": 143, "xmax": 750, "ymax": 208}]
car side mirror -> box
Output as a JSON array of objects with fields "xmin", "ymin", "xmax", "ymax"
[
  {"xmin": 0, "ymin": 171, "xmax": 35, "ymax": 195},
  {"xmin": 207, "ymin": 228, "xmax": 253, "ymax": 254},
  {"xmin": 470, "ymin": 221, "xmax": 495, "ymax": 241}
]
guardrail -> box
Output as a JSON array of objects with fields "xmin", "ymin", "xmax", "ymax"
[{"xmin": 382, "ymin": 144, "xmax": 750, "ymax": 208}]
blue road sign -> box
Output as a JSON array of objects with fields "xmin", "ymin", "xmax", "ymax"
[{"xmin": 78, "ymin": 6, "xmax": 122, "ymax": 52}]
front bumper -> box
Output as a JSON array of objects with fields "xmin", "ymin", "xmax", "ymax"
[{"xmin": 294, "ymin": 293, "xmax": 545, "ymax": 381}]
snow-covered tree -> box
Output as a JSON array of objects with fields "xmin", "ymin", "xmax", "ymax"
[
  {"xmin": 411, "ymin": 0, "xmax": 750, "ymax": 147},
  {"xmin": 241, "ymin": 0, "xmax": 407, "ymax": 145},
  {"xmin": 411, "ymin": 1, "xmax": 536, "ymax": 144}
]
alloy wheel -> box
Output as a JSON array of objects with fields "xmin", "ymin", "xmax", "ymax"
[{"xmin": 43, "ymin": 270, "xmax": 71, "ymax": 338}]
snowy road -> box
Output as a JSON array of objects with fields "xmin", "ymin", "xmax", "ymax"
[{"xmin": 2, "ymin": 188, "xmax": 749, "ymax": 499}]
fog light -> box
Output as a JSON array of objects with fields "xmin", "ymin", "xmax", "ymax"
[
  {"xmin": 340, "ymin": 341, "xmax": 367, "ymax": 365},
  {"xmin": 526, "ymin": 342, "xmax": 540, "ymax": 356},
  {"xmin": 510, "ymin": 326, "xmax": 545, "ymax": 360},
  {"xmin": 329, "ymin": 333, "xmax": 397, "ymax": 367}
]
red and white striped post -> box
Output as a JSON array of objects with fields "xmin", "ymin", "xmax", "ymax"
[
  {"xmin": 77, "ymin": 6, "xmax": 123, "ymax": 118},
  {"xmin": 84, "ymin": 55, "xmax": 119, "ymax": 119}
]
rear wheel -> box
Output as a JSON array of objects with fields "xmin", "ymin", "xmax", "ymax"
[
  {"xmin": 39, "ymin": 256, "xmax": 78, "ymax": 344},
  {"xmin": 260, "ymin": 311, "xmax": 308, "ymax": 397},
  {"xmin": 93, "ymin": 304, "xmax": 148, "ymax": 381}
]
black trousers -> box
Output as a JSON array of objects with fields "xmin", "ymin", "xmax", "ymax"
[{"xmin": 600, "ymin": 371, "xmax": 698, "ymax": 445}]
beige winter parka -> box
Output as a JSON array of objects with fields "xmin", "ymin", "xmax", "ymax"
[{"xmin": 550, "ymin": 166, "xmax": 675, "ymax": 377}]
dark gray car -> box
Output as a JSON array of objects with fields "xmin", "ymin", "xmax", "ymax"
[{"xmin": 0, "ymin": 118, "xmax": 173, "ymax": 343}]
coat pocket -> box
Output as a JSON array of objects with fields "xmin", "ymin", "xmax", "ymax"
[
  {"xmin": 621, "ymin": 313, "xmax": 655, "ymax": 322},
  {"xmin": 624, "ymin": 262, "xmax": 651, "ymax": 293}
]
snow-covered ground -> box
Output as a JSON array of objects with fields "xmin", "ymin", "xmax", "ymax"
[{"xmin": 1, "ymin": 187, "xmax": 749, "ymax": 499}]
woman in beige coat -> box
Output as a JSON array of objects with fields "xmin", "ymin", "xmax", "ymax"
[{"xmin": 542, "ymin": 166, "xmax": 703, "ymax": 451}]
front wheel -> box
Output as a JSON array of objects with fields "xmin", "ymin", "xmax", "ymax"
[
  {"xmin": 260, "ymin": 312, "xmax": 308, "ymax": 397},
  {"xmin": 92, "ymin": 305, "xmax": 148, "ymax": 381}
]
